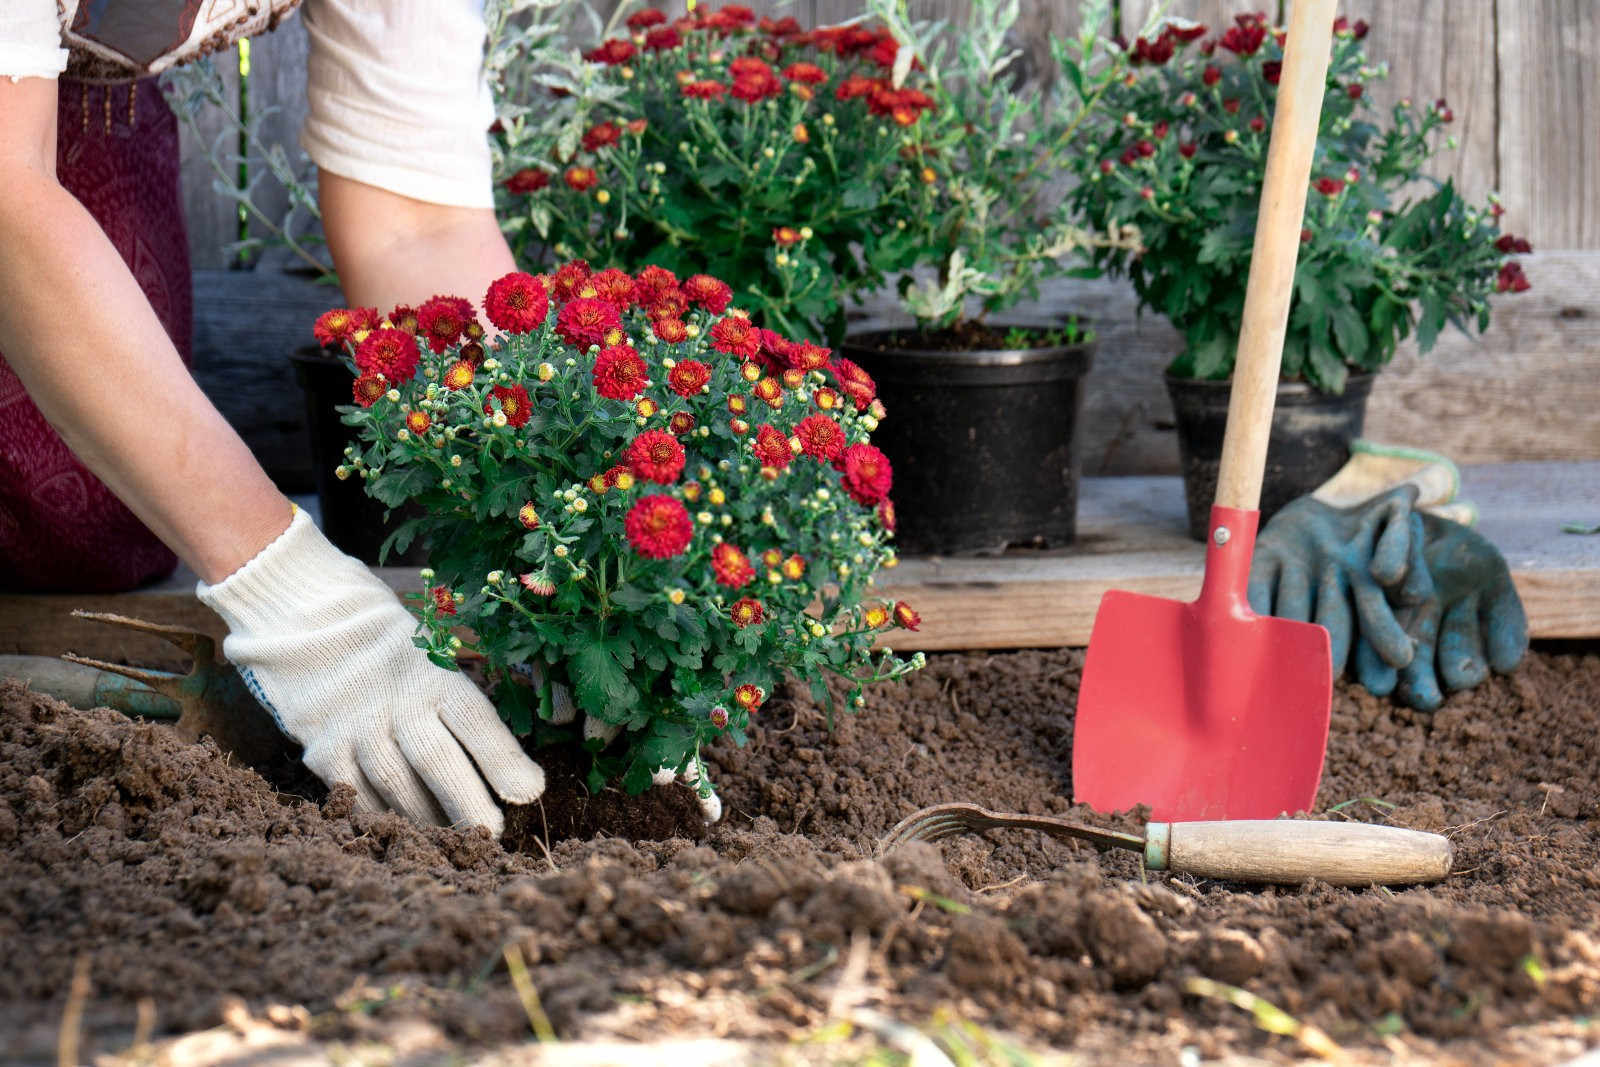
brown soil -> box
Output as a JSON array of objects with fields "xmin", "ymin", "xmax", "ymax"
[{"xmin": 3, "ymin": 647, "xmax": 1598, "ymax": 1064}]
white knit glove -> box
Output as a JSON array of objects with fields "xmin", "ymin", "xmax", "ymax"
[{"xmin": 196, "ymin": 506, "xmax": 546, "ymax": 835}]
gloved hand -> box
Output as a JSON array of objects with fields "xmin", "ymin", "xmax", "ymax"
[
  {"xmin": 511, "ymin": 663, "xmax": 723, "ymax": 823},
  {"xmin": 1353, "ymin": 512, "xmax": 1528, "ymax": 711},
  {"xmin": 197, "ymin": 505, "xmax": 547, "ymax": 836}
]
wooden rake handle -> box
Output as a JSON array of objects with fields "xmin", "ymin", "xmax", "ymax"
[
  {"xmin": 1145, "ymin": 820, "xmax": 1453, "ymax": 886},
  {"xmin": 1214, "ymin": 0, "xmax": 1339, "ymax": 511}
]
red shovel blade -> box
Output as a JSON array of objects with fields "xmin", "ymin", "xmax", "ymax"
[{"xmin": 1072, "ymin": 506, "xmax": 1332, "ymax": 821}]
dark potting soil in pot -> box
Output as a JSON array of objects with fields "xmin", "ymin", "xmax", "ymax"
[{"xmin": 2, "ymin": 647, "xmax": 1598, "ymax": 1063}]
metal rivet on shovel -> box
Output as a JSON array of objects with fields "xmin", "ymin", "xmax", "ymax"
[{"xmin": 1073, "ymin": 0, "xmax": 1340, "ymax": 822}]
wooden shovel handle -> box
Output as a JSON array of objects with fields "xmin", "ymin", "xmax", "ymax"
[
  {"xmin": 1145, "ymin": 820, "xmax": 1453, "ymax": 886},
  {"xmin": 1214, "ymin": 0, "xmax": 1339, "ymax": 511}
]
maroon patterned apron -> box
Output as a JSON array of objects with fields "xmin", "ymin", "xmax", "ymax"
[{"xmin": 0, "ymin": 78, "xmax": 192, "ymax": 592}]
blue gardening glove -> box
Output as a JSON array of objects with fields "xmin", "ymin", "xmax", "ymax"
[
  {"xmin": 1248, "ymin": 485, "xmax": 1432, "ymax": 676},
  {"xmin": 1355, "ymin": 512, "xmax": 1528, "ymax": 711}
]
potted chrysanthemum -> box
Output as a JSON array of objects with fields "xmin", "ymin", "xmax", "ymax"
[
  {"xmin": 491, "ymin": 3, "xmax": 936, "ymax": 344},
  {"xmin": 834, "ymin": 0, "xmax": 1141, "ymax": 555},
  {"xmin": 1065, "ymin": 12, "xmax": 1533, "ymax": 538},
  {"xmin": 319, "ymin": 262, "xmax": 923, "ymax": 798}
]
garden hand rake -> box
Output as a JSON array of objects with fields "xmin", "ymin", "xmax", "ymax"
[{"xmin": 881, "ymin": 802, "xmax": 1452, "ymax": 886}]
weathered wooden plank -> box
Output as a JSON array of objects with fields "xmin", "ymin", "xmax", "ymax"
[
  {"xmin": 1498, "ymin": 0, "xmax": 1599, "ymax": 250},
  {"xmin": 1356, "ymin": 0, "xmax": 1498, "ymax": 212},
  {"xmin": 2, "ymin": 464, "xmax": 1594, "ymax": 670},
  {"xmin": 243, "ymin": 11, "xmax": 316, "ymax": 266},
  {"xmin": 174, "ymin": 49, "xmax": 242, "ymax": 272}
]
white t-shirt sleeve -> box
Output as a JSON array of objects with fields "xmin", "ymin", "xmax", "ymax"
[
  {"xmin": 0, "ymin": 0, "xmax": 68, "ymax": 82},
  {"xmin": 299, "ymin": 0, "xmax": 496, "ymax": 209}
]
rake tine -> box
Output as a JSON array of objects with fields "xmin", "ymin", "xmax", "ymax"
[
  {"xmin": 68, "ymin": 610, "xmax": 216, "ymax": 664},
  {"xmin": 59, "ymin": 653, "xmax": 182, "ymax": 694}
]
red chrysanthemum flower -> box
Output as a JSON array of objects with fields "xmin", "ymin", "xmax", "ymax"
[
  {"xmin": 1497, "ymin": 261, "xmax": 1532, "ymax": 293},
  {"xmin": 667, "ymin": 359, "xmax": 712, "ymax": 397},
  {"xmin": 626, "ymin": 8, "xmax": 666, "ymax": 29},
  {"xmin": 1179, "ymin": 141, "xmax": 1198, "ymax": 159},
  {"xmin": 626, "ymin": 429, "xmax": 686, "ymax": 484},
  {"xmin": 789, "ymin": 342, "xmax": 831, "ymax": 372},
  {"xmin": 313, "ymin": 306, "xmax": 377, "ymax": 347},
  {"xmin": 727, "ymin": 395, "xmax": 748, "ymax": 415},
  {"xmin": 682, "ymin": 274, "xmax": 733, "ymax": 314},
  {"xmin": 1222, "ymin": 97, "xmax": 1241, "ymax": 114},
  {"xmin": 518, "ymin": 572, "xmax": 556, "ymax": 597},
  {"xmin": 385, "ymin": 305, "xmax": 418, "ymax": 334},
  {"xmin": 587, "ymin": 268, "xmax": 638, "ymax": 308},
  {"xmin": 794, "ymin": 413, "xmax": 845, "ymax": 462},
  {"xmin": 343, "ymin": 306, "xmax": 382, "ymax": 336},
  {"xmin": 443, "ymin": 360, "xmax": 475, "ymax": 390},
  {"xmin": 634, "ymin": 265, "xmax": 681, "ymax": 306},
  {"xmin": 878, "ymin": 498, "xmax": 897, "ymax": 532},
  {"xmin": 839, "ymin": 443, "xmax": 893, "ymax": 506},
  {"xmin": 731, "ymin": 69, "xmax": 783, "ymax": 103},
  {"xmin": 733, "ymin": 683, "xmax": 764, "ymax": 711},
  {"xmin": 565, "ymin": 166, "xmax": 600, "ymax": 192},
  {"xmin": 504, "ymin": 168, "xmax": 551, "ymax": 195},
  {"xmin": 484, "ymin": 272, "xmax": 550, "ymax": 335},
  {"xmin": 405, "ymin": 410, "xmax": 431, "ymax": 435},
  {"xmin": 556, "ymin": 297, "xmax": 623, "ymax": 350},
  {"xmin": 781, "ymin": 554, "xmax": 806, "ymax": 580},
  {"xmin": 772, "ymin": 226, "xmax": 801, "ymax": 247},
  {"xmin": 753, "ymin": 329, "xmax": 794, "ymax": 374},
  {"xmin": 353, "ymin": 328, "xmax": 421, "ymax": 382},
  {"xmin": 645, "ymin": 27, "xmax": 682, "ymax": 51},
  {"xmin": 682, "ymin": 79, "xmax": 727, "ymax": 100},
  {"xmin": 1202, "ymin": 64, "xmax": 1221, "ymax": 86},
  {"xmin": 710, "ymin": 314, "xmax": 761, "ymax": 358},
  {"xmin": 651, "ymin": 317, "xmax": 688, "ymax": 344},
  {"xmin": 835, "ymin": 74, "xmax": 877, "ymax": 101},
  {"xmin": 829, "ymin": 358, "xmax": 876, "ymax": 411},
  {"xmin": 584, "ymin": 38, "xmax": 637, "ymax": 65},
  {"xmin": 1130, "ymin": 30, "xmax": 1176, "ymax": 65},
  {"xmin": 782, "ymin": 61, "xmax": 827, "ymax": 84},
  {"xmin": 1218, "ymin": 14, "xmax": 1267, "ymax": 56},
  {"xmin": 431, "ymin": 585, "xmax": 457, "ymax": 616},
  {"xmin": 1313, "ymin": 177, "xmax": 1345, "ymax": 197},
  {"xmin": 751, "ymin": 423, "xmax": 792, "ymax": 470},
  {"xmin": 761, "ymin": 14, "xmax": 801, "ymax": 36},
  {"xmin": 592, "ymin": 344, "xmax": 649, "ymax": 400},
  {"xmin": 582, "ymin": 121, "xmax": 622, "ymax": 152},
  {"xmin": 753, "ymin": 376, "xmax": 783, "ymax": 409},
  {"xmin": 711, "ymin": 542, "xmax": 756, "ymax": 588},
  {"xmin": 549, "ymin": 260, "xmax": 592, "ymax": 302},
  {"xmin": 761, "ymin": 548, "xmax": 782, "ymax": 569},
  {"xmin": 669, "ymin": 411, "xmax": 696, "ymax": 435},
  {"xmin": 812, "ymin": 386, "xmax": 841, "ymax": 411},
  {"xmin": 352, "ymin": 373, "xmax": 387, "ymax": 407},
  {"xmin": 484, "ymin": 384, "xmax": 533, "ymax": 428},
  {"xmin": 729, "ymin": 597, "xmax": 764, "ymax": 628},
  {"xmin": 518, "ymin": 502, "xmax": 540, "ymax": 530},
  {"xmin": 415, "ymin": 295, "xmax": 473, "ymax": 354},
  {"xmin": 625, "ymin": 495, "xmax": 693, "ymax": 559},
  {"xmin": 893, "ymin": 601, "xmax": 922, "ymax": 631}
]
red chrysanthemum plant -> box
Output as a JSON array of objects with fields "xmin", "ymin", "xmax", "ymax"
[
  {"xmin": 490, "ymin": 3, "xmax": 938, "ymax": 342},
  {"xmin": 1065, "ymin": 11, "xmax": 1532, "ymax": 393},
  {"xmin": 325, "ymin": 263, "xmax": 923, "ymax": 798}
]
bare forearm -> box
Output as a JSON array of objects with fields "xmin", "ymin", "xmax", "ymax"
[
  {"xmin": 0, "ymin": 167, "xmax": 290, "ymax": 582},
  {"xmin": 319, "ymin": 169, "xmax": 516, "ymax": 317}
]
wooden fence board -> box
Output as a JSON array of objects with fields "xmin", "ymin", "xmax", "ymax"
[
  {"xmin": 1499, "ymin": 0, "xmax": 1599, "ymax": 250},
  {"xmin": 244, "ymin": 11, "xmax": 315, "ymax": 263},
  {"xmin": 174, "ymin": 52, "xmax": 240, "ymax": 271}
]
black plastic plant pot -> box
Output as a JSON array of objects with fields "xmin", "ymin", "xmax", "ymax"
[
  {"xmin": 840, "ymin": 329, "xmax": 1095, "ymax": 556},
  {"xmin": 288, "ymin": 345, "xmax": 426, "ymax": 566},
  {"xmin": 1166, "ymin": 371, "xmax": 1375, "ymax": 542}
]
